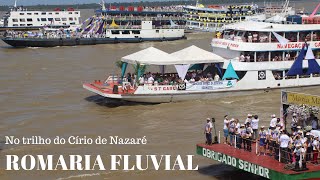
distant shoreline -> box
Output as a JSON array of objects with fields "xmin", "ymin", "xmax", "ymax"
[{"xmin": 0, "ymin": 0, "xmax": 311, "ymax": 11}]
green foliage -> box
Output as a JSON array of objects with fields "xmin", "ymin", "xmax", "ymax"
[
  {"xmin": 132, "ymin": 62, "xmax": 146, "ymax": 78},
  {"xmin": 115, "ymin": 60, "xmax": 124, "ymax": 70}
]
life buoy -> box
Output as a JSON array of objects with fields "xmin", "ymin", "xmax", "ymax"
[
  {"xmin": 258, "ymin": 71, "xmax": 266, "ymax": 80},
  {"xmin": 178, "ymin": 83, "xmax": 186, "ymax": 90}
]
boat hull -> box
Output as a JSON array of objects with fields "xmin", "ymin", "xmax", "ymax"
[
  {"xmin": 83, "ymin": 83, "xmax": 320, "ymax": 103},
  {"xmin": 1, "ymin": 36, "xmax": 187, "ymax": 47}
]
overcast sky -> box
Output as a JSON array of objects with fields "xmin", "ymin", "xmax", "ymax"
[{"xmin": 0, "ymin": 0, "xmax": 151, "ymax": 6}]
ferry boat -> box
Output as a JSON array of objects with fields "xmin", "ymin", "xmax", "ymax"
[
  {"xmin": 1, "ymin": 20, "xmax": 186, "ymax": 47},
  {"xmin": 0, "ymin": 0, "xmax": 81, "ymax": 31},
  {"xmin": 183, "ymin": 2, "xmax": 265, "ymax": 32},
  {"xmin": 83, "ymin": 20, "xmax": 320, "ymax": 103}
]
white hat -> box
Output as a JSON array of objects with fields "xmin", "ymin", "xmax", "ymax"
[
  {"xmin": 260, "ymin": 126, "xmax": 265, "ymax": 128},
  {"xmin": 271, "ymin": 114, "xmax": 276, "ymax": 118},
  {"xmin": 306, "ymin": 132, "xmax": 310, "ymax": 136},
  {"xmin": 297, "ymin": 126, "xmax": 301, "ymax": 129},
  {"xmin": 293, "ymin": 113, "xmax": 297, "ymax": 116},
  {"xmin": 315, "ymin": 135, "xmax": 319, "ymax": 138},
  {"xmin": 230, "ymin": 118, "xmax": 235, "ymax": 121},
  {"xmin": 240, "ymin": 124, "xmax": 245, "ymax": 127},
  {"xmin": 247, "ymin": 114, "xmax": 252, "ymax": 117},
  {"xmin": 296, "ymin": 143, "xmax": 302, "ymax": 147},
  {"xmin": 207, "ymin": 118, "xmax": 211, "ymax": 121}
]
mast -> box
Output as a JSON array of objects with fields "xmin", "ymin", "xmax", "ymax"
[{"xmin": 14, "ymin": 0, "xmax": 17, "ymax": 8}]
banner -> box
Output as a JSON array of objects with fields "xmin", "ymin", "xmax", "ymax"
[
  {"xmin": 281, "ymin": 91, "xmax": 320, "ymax": 107},
  {"xmin": 186, "ymin": 80, "xmax": 236, "ymax": 91}
]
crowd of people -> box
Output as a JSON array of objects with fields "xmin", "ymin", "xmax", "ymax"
[{"xmin": 204, "ymin": 113, "xmax": 320, "ymax": 167}]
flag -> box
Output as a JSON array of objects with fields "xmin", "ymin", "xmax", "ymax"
[{"xmin": 272, "ymin": 32, "xmax": 289, "ymax": 46}]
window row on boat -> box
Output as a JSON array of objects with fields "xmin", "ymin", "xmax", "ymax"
[
  {"xmin": 11, "ymin": 17, "xmax": 78, "ymax": 22},
  {"xmin": 221, "ymin": 30, "xmax": 320, "ymax": 43},
  {"xmin": 239, "ymin": 50, "xmax": 320, "ymax": 62},
  {"xmin": 272, "ymin": 70, "xmax": 320, "ymax": 80},
  {"xmin": 15, "ymin": 11, "xmax": 79, "ymax": 15}
]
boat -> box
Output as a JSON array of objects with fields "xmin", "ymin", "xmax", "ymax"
[
  {"xmin": 0, "ymin": 0, "xmax": 81, "ymax": 31},
  {"xmin": 1, "ymin": 19, "xmax": 186, "ymax": 47},
  {"xmin": 83, "ymin": 20, "xmax": 320, "ymax": 103},
  {"xmin": 183, "ymin": 1, "xmax": 265, "ymax": 32}
]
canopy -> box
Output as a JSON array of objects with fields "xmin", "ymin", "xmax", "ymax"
[
  {"xmin": 121, "ymin": 47, "xmax": 181, "ymax": 65},
  {"xmin": 171, "ymin": 45, "xmax": 225, "ymax": 64}
]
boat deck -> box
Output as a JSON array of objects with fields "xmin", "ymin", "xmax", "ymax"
[
  {"xmin": 84, "ymin": 82, "xmax": 136, "ymax": 95},
  {"xmin": 197, "ymin": 143, "xmax": 320, "ymax": 180}
]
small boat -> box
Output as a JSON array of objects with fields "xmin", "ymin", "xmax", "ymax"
[{"xmin": 1, "ymin": 20, "xmax": 186, "ymax": 47}]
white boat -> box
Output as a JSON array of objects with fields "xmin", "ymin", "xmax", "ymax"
[
  {"xmin": 83, "ymin": 20, "xmax": 320, "ymax": 103},
  {"xmin": 0, "ymin": 0, "xmax": 81, "ymax": 29},
  {"xmin": 183, "ymin": 1, "xmax": 265, "ymax": 32}
]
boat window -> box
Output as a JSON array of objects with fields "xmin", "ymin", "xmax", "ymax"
[
  {"xmin": 37, "ymin": 18, "xmax": 40, "ymax": 21},
  {"xmin": 27, "ymin": 13, "xmax": 32, "ymax": 15},
  {"xmin": 299, "ymin": 31, "xmax": 312, "ymax": 42},
  {"xmin": 75, "ymin": 12, "xmax": 79, "ymax": 14},
  {"xmin": 312, "ymin": 31, "xmax": 320, "ymax": 41},
  {"xmin": 13, "ymin": 24, "xmax": 18, "ymax": 26},
  {"xmin": 257, "ymin": 32, "xmax": 269, "ymax": 43},
  {"xmin": 122, "ymin": 30, "xmax": 130, "ymax": 34},
  {"xmin": 49, "ymin": 12, "xmax": 52, "ymax": 15},
  {"xmin": 111, "ymin": 30, "xmax": 120, "ymax": 34},
  {"xmin": 69, "ymin": 17, "xmax": 73, "ymax": 21},
  {"xmin": 41, "ymin": 18, "xmax": 47, "ymax": 21},
  {"xmin": 12, "ymin": 19, "xmax": 18, "ymax": 22},
  {"xmin": 70, "ymin": 22, "xmax": 75, "ymax": 25},
  {"xmin": 132, "ymin": 30, "xmax": 140, "ymax": 34},
  {"xmin": 19, "ymin": 18, "xmax": 25, "ymax": 22},
  {"xmin": 271, "ymin": 51, "xmax": 284, "ymax": 61},
  {"xmin": 62, "ymin": 18, "xmax": 67, "ymax": 21},
  {"xmin": 284, "ymin": 51, "xmax": 296, "ymax": 61},
  {"xmin": 286, "ymin": 32, "xmax": 297, "ymax": 42},
  {"xmin": 256, "ymin": 52, "xmax": 269, "ymax": 62},
  {"xmin": 27, "ymin": 24, "xmax": 32, "ymax": 26},
  {"xmin": 74, "ymin": 17, "xmax": 77, "ymax": 20},
  {"xmin": 34, "ymin": 13, "xmax": 38, "ymax": 15},
  {"xmin": 19, "ymin": 13, "xmax": 24, "ymax": 15},
  {"xmin": 314, "ymin": 49, "xmax": 320, "ymax": 59},
  {"xmin": 41, "ymin": 12, "xmax": 46, "ymax": 15},
  {"xmin": 242, "ymin": 52, "xmax": 254, "ymax": 62},
  {"xmin": 69, "ymin": 12, "xmax": 73, "ymax": 14},
  {"xmin": 27, "ymin": 18, "xmax": 32, "ymax": 22},
  {"xmin": 272, "ymin": 71, "xmax": 284, "ymax": 80},
  {"xmin": 55, "ymin": 12, "xmax": 59, "ymax": 15},
  {"xmin": 271, "ymin": 32, "xmax": 284, "ymax": 42},
  {"xmin": 55, "ymin": 18, "xmax": 61, "ymax": 21},
  {"xmin": 48, "ymin": 18, "xmax": 53, "ymax": 22},
  {"xmin": 19, "ymin": 24, "xmax": 25, "ymax": 26},
  {"xmin": 156, "ymin": 30, "xmax": 159, "ymax": 33}
]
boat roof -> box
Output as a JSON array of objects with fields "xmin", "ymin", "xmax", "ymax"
[
  {"xmin": 224, "ymin": 21, "xmax": 320, "ymax": 32},
  {"xmin": 171, "ymin": 45, "xmax": 225, "ymax": 64}
]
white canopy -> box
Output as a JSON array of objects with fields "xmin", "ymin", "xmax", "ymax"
[
  {"xmin": 171, "ymin": 45, "xmax": 225, "ymax": 64},
  {"xmin": 121, "ymin": 47, "xmax": 181, "ymax": 65}
]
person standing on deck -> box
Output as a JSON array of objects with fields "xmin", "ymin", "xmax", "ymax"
[
  {"xmin": 312, "ymin": 136, "xmax": 319, "ymax": 164},
  {"xmin": 279, "ymin": 130, "xmax": 290, "ymax": 163},
  {"xmin": 245, "ymin": 114, "xmax": 252, "ymax": 125},
  {"xmin": 270, "ymin": 114, "xmax": 277, "ymax": 130},
  {"xmin": 306, "ymin": 133, "xmax": 313, "ymax": 161},
  {"xmin": 291, "ymin": 113, "xmax": 298, "ymax": 132},
  {"xmin": 258, "ymin": 126, "xmax": 267, "ymax": 156},
  {"xmin": 229, "ymin": 119, "xmax": 235, "ymax": 146},
  {"xmin": 245, "ymin": 122, "xmax": 253, "ymax": 152},
  {"xmin": 251, "ymin": 115, "xmax": 259, "ymax": 140},
  {"xmin": 223, "ymin": 115, "xmax": 230, "ymax": 145},
  {"xmin": 204, "ymin": 118, "xmax": 212, "ymax": 145}
]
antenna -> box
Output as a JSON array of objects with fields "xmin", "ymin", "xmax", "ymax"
[
  {"xmin": 101, "ymin": 0, "xmax": 106, "ymax": 11},
  {"xmin": 14, "ymin": 0, "xmax": 17, "ymax": 8}
]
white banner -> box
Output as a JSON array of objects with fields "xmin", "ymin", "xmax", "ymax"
[{"xmin": 186, "ymin": 80, "xmax": 236, "ymax": 91}]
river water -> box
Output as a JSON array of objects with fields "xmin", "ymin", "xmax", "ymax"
[{"xmin": 0, "ymin": 2, "xmax": 320, "ymax": 180}]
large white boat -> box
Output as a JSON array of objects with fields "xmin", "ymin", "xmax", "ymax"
[
  {"xmin": 183, "ymin": 2, "xmax": 265, "ymax": 32},
  {"xmin": 83, "ymin": 21, "xmax": 320, "ymax": 103},
  {"xmin": 0, "ymin": 0, "xmax": 81, "ymax": 30}
]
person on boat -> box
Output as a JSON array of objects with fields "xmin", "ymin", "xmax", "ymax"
[
  {"xmin": 245, "ymin": 122, "xmax": 253, "ymax": 152},
  {"xmin": 138, "ymin": 75, "xmax": 144, "ymax": 85},
  {"xmin": 229, "ymin": 119, "xmax": 235, "ymax": 147},
  {"xmin": 223, "ymin": 115, "xmax": 229, "ymax": 145},
  {"xmin": 258, "ymin": 126, "xmax": 267, "ymax": 156},
  {"xmin": 240, "ymin": 124, "xmax": 247, "ymax": 149},
  {"xmin": 239, "ymin": 54, "xmax": 245, "ymax": 62},
  {"xmin": 244, "ymin": 114, "xmax": 252, "ymax": 125},
  {"xmin": 293, "ymin": 143, "xmax": 304, "ymax": 169},
  {"xmin": 271, "ymin": 126, "xmax": 280, "ymax": 160},
  {"xmin": 312, "ymin": 136, "xmax": 319, "ymax": 164},
  {"xmin": 204, "ymin": 118, "xmax": 212, "ymax": 145},
  {"xmin": 312, "ymin": 117, "xmax": 318, "ymax": 130},
  {"xmin": 251, "ymin": 115, "xmax": 259, "ymax": 140},
  {"xmin": 305, "ymin": 133, "xmax": 313, "ymax": 162},
  {"xmin": 147, "ymin": 75, "xmax": 154, "ymax": 85},
  {"xmin": 235, "ymin": 119, "xmax": 241, "ymax": 149},
  {"xmin": 279, "ymin": 130, "xmax": 290, "ymax": 163},
  {"xmin": 248, "ymin": 33, "xmax": 253, "ymax": 43},
  {"xmin": 270, "ymin": 114, "xmax": 277, "ymax": 130},
  {"xmin": 214, "ymin": 74, "xmax": 220, "ymax": 81},
  {"xmin": 291, "ymin": 113, "xmax": 298, "ymax": 132}
]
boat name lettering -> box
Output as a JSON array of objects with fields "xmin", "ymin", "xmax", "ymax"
[
  {"xmin": 212, "ymin": 41, "xmax": 239, "ymax": 48},
  {"xmin": 201, "ymin": 148, "xmax": 270, "ymax": 179},
  {"xmin": 149, "ymin": 86, "xmax": 177, "ymax": 91},
  {"xmin": 277, "ymin": 43, "xmax": 304, "ymax": 49}
]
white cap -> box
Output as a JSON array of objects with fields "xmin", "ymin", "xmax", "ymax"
[
  {"xmin": 296, "ymin": 143, "xmax": 302, "ymax": 147},
  {"xmin": 260, "ymin": 126, "xmax": 265, "ymax": 128},
  {"xmin": 293, "ymin": 113, "xmax": 297, "ymax": 116},
  {"xmin": 297, "ymin": 126, "xmax": 301, "ymax": 129},
  {"xmin": 247, "ymin": 114, "xmax": 252, "ymax": 117},
  {"xmin": 230, "ymin": 118, "xmax": 235, "ymax": 121},
  {"xmin": 240, "ymin": 124, "xmax": 245, "ymax": 127},
  {"xmin": 207, "ymin": 118, "xmax": 210, "ymax": 121},
  {"xmin": 271, "ymin": 114, "xmax": 276, "ymax": 118}
]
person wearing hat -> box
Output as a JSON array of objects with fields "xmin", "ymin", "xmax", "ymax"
[
  {"xmin": 240, "ymin": 124, "xmax": 247, "ymax": 150},
  {"xmin": 291, "ymin": 113, "xmax": 298, "ymax": 132},
  {"xmin": 293, "ymin": 143, "xmax": 304, "ymax": 169},
  {"xmin": 251, "ymin": 115, "xmax": 259, "ymax": 140},
  {"xmin": 245, "ymin": 122, "xmax": 253, "ymax": 152},
  {"xmin": 204, "ymin": 118, "xmax": 212, "ymax": 145},
  {"xmin": 223, "ymin": 115, "xmax": 230, "ymax": 145},
  {"xmin": 270, "ymin": 114, "xmax": 277, "ymax": 130},
  {"xmin": 312, "ymin": 135, "xmax": 319, "ymax": 164},
  {"xmin": 245, "ymin": 114, "xmax": 252, "ymax": 125},
  {"xmin": 258, "ymin": 126, "xmax": 267, "ymax": 156}
]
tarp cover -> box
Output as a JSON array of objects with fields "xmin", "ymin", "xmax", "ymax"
[
  {"xmin": 121, "ymin": 47, "xmax": 180, "ymax": 65},
  {"xmin": 171, "ymin": 45, "xmax": 225, "ymax": 64}
]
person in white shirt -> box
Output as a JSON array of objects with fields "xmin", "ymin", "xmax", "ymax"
[
  {"xmin": 214, "ymin": 74, "xmax": 220, "ymax": 81},
  {"xmin": 223, "ymin": 115, "xmax": 229, "ymax": 145},
  {"xmin": 251, "ymin": 115, "xmax": 259, "ymax": 140},
  {"xmin": 270, "ymin": 114, "xmax": 277, "ymax": 130},
  {"xmin": 279, "ymin": 130, "xmax": 290, "ymax": 163},
  {"xmin": 204, "ymin": 118, "xmax": 212, "ymax": 145},
  {"xmin": 147, "ymin": 76, "xmax": 154, "ymax": 85},
  {"xmin": 245, "ymin": 114, "xmax": 252, "ymax": 125},
  {"xmin": 312, "ymin": 136, "xmax": 319, "ymax": 164},
  {"xmin": 139, "ymin": 76, "xmax": 144, "ymax": 85},
  {"xmin": 291, "ymin": 113, "xmax": 298, "ymax": 132},
  {"xmin": 240, "ymin": 54, "xmax": 245, "ymax": 62}
]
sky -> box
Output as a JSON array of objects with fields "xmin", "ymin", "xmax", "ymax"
[{"xmin": 0, "ymin": 0, "xmax": 152, "ymax": 6}]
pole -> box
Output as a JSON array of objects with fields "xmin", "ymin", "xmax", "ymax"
[{"xmin": 218, "ymin": 131, "xmax": 221, "ymax": 144}]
